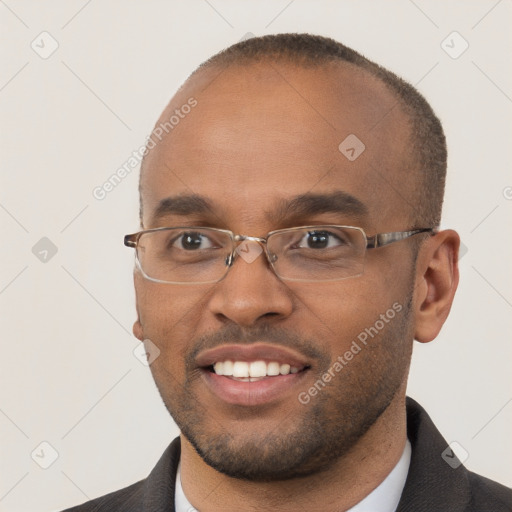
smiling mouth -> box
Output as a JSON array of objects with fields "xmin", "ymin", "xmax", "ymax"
[
  {"xmin": 196, "ymin": 343, "xmax": 313, "ymax": 405},
  {"xmin": 206, "ymin": 360, "xmax": 310, "ymax": 382}
]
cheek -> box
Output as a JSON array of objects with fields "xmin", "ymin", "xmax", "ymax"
[
  {"xmin": 287, "ymin": 274, "xmax": 407, "ymax": 349},
  {"xmin": 134, "ymin": 279, "xmax": 211, "ymax": 360},
  {"xmin": 136, "ymin": 276, "xmax": 209, "ymax": 324}
]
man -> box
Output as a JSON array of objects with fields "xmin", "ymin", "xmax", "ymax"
[{"xmin": 63, "ymin": 33, "xmax": 512, "ymax": 511}]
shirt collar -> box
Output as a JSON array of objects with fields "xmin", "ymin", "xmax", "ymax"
[{"xmin": 175, "ymin": 439, "xmax": 411, "ymax": 512}]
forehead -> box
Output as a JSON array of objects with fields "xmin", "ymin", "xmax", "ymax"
[{"xmin": 141, "ymin": 61, "xmax": 415, "ymax": 231}]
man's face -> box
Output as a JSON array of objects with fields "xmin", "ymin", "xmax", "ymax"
[{"xmin": 134, "ymin": 61, "xmax": 419, "ymax": 480}]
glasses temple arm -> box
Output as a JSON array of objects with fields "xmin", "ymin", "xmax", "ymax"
[
  {"xmin": 124, "ymin": 234, "xmax": 138, "ymax": 247},
  {"xmin": 366, "ymin": 228, "xmax": 435, "ymax": 249}
]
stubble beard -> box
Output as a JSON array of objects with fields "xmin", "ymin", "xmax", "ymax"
[{"xmin": 152, "ymin": 297, "xmax": 413, "ymax": 482}]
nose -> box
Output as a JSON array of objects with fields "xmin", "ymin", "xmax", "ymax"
[{"xmin": 207, "ymin": 240, "xmax": 294, "ymax": 327}]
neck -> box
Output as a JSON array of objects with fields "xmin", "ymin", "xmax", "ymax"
[{"xmin": 179, "ymin": 390, "xmax": 408, "ymax": 512}]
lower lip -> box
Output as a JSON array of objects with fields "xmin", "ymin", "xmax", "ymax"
[{"xmin": 201, "ymin": 369, "xmax": 309, "ymax": 406}]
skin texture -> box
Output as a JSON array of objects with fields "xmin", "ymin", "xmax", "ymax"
[{"xmin": 133, "ymin": 60, "xmax": 460, "ymax": 511}]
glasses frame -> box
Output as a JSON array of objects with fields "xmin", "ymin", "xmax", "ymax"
[{"xmin": 124, "ymin": 225, "xmax": 435, "ymax": 284}]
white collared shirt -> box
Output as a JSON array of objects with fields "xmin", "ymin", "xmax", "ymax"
[{"xmin": 175, "ymin": 439, "xmax": 411, "ymax": 512}]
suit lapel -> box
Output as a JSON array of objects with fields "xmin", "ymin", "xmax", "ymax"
[
  {"xmin": 396, "ymin": 398, "xmax": 471, "ymax": 511},
  {"xmin": 142, "ymin": 437, "xmax": 181, "ymax": 512}
]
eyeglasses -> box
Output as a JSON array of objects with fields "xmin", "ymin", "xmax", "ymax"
[{"xmin": 124, "ymin": 225, "xmax": 435, "ymax": 284}]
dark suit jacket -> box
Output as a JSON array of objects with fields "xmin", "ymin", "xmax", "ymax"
[{"xmin": 62, "ymin": 398, "xmax": 512, "ymax": 511}]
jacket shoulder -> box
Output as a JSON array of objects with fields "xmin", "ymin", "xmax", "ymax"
[
  {"xmin": 59, "ymin": 437, "xmax": 181, "ymax": 511},
  {"xmin": 467, "ymin": 471, "xmax": 512, "ymax": 511},
  {"xmin": 60, "ymin": 479, "xmax": 144, "ymax": 511}
]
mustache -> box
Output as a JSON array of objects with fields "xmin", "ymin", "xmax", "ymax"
[{"xmin": 185, "ymin": 323, "xmax": 329, "ymax": 371}]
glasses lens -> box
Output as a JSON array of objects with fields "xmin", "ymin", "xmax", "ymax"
[
  {"xmin": 268, "ymin": 226, "xmax": 366, "ymax": 281},
  {"xmin": 136, "ymin": 228, "xmax": 232, "ymax": 283}
]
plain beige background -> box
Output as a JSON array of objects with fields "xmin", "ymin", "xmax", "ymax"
[{"xmin": 1, "ymin": 1, "xmax": 511, "ymax": 510}]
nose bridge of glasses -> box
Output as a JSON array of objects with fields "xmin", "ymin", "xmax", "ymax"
[
  {"xmin": 234, "ymin": 234, "xmax": 267, "ymax": 245},
  {"xmin": 232, "ymin": 235, "xmax": 267, "ymax": 255},
  {"xmin": 228, "ymin": 234, "xmax": 277, "ymax": 268}
]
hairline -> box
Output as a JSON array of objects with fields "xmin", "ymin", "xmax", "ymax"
[{"xmin": 139, "ymin": 35, "xmax": 446, "ymax": 230}]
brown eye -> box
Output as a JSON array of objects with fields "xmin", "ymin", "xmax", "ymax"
[
  {"xmin": 297, "ymin": 230, "xmax": 346, "ymax": 250},
  {"xmin": 172, "ymin": 232, "xmax": 214, "ymax": 250}
]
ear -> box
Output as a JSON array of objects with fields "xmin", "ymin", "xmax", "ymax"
[
  {"xmin": 413, "ymin": 229, "xmax": 460, "ymax": 343},
  {"xmin": 133, "ymin": 316, "xmax": 144, "ymax": 341},
  {"xmin": 133, "ymin": 274, "xmax": 145, "ymax": 342}
]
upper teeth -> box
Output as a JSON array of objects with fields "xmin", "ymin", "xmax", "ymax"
[{"xmin": 213, "ymin": 360, "xmax": 300, "ymax": 377}]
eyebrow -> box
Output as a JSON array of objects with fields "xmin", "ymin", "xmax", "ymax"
[
  {"xmin": 151, "ymin": 194, "xmax": 213, "ymax": 223},
  {"xmin": 149, "ymin": 191, "xmax": 368, "ymax": 226},
  {"xmin": 271, "ymin": 191, "xmax": 368, "ymax": 225}
]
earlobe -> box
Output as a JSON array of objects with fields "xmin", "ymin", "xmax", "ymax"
[
  {"xmin": 414, "ymin": 229, "xmax": 460, "ymax": 343},
  {"xmin": 133, "ymin": 318, "xmax": 144, "ymax": 341},
  {"xmin": 133, "ymin": 297, "xmax": 144, "ymax": 341},
  {"xmin": 132, "ymin": 272, "xmax": 144, "ymax": 341}
]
